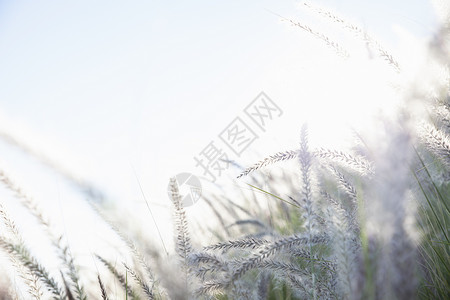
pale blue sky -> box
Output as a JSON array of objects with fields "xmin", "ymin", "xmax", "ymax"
[{"xmin": 0, "ymin": 0, "xmax": 439, "ymax": 230}]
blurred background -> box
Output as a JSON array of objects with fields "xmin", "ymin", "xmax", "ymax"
[{"xmin": 0, "ymin": 0, "xmax": 439, "ymax": 262}]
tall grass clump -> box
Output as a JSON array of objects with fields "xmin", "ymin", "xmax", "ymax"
[{"xmin": 0, "ymin": 1, "xmax": 448, "ymax": 300}]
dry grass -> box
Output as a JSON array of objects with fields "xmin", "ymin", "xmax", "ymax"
[{"xmin": 0, "ymin": 2, "xmax": 448, "ymax": 300}]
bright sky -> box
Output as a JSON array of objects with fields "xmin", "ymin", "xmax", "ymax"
[{"xmin": 0, "ymin": 0, "xmax": 440, "ymax": 263}]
